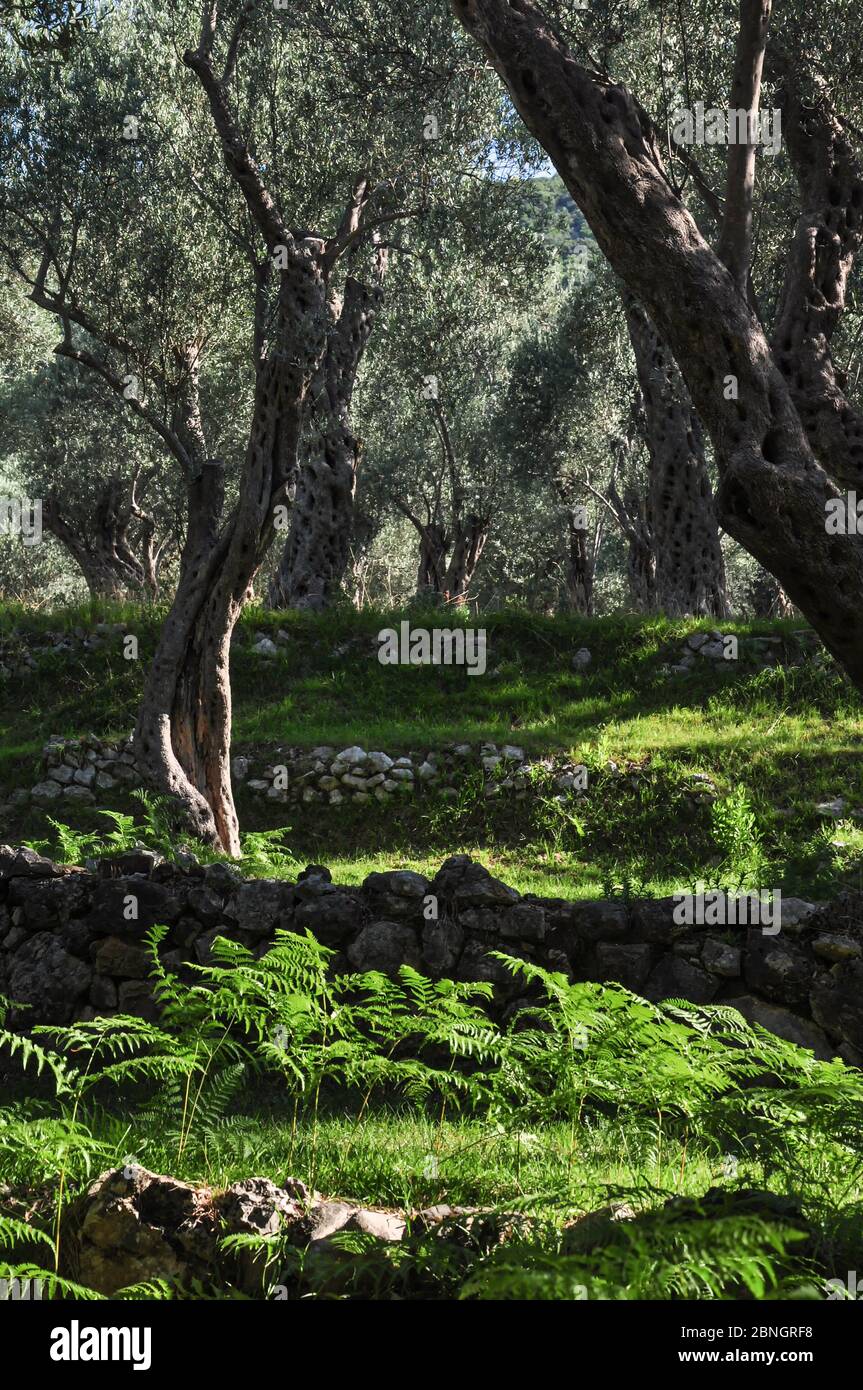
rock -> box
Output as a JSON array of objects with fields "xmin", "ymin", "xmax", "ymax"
[
  {"xmin": 184, "ymin": 889, "xmax": 226, "ymax": 937},
  {"xmin": 686, "ymin": 632, "xmax": 711, "ymax": 651},
  {"xmin": 562, "ymin": 1202, "xmax": 636, "ymax": 1253},
  {"xmin": 218, "ymin": 1177, "xmax": 306, "ymax": 1239},
  {"xmin": 778, "ymin": 897, "xmax": 817, "ymax": 931},
  {"xmin": 431, "ymin": 856, "xmax": 520, "ymax": 910},
  {"xmin": 246, "ymin": 779, "xmax": 269, "ymax": 793},
  {"xmin": 701, "ymin": 938, "xmax": 742, "ymax": 977},
  {"xmin": 31, "ymin": 780, "xmax": 63, "ymax": 801},
  {"xmin": 810, "ymin": 961, "xmax": 863, "ymax": 1049},
  {"xmin": 7, "ymin": 932, "xmax": 92, "ymax": 1024},
  {"xmin": 64, "ymin": 785, "xmax": 95, "ymax": 803},
  {"xmin": 85, "ymin": 879, "xmax": 183, "ymax": 935},
  {"xmin": 815, "ymin": 797, "xmax": 847, "ymax": 818},
  {"xmin": 346, "ymin": 1209, "xmax": 406, "ymax": 1242},
  {"xmin": 388, "ymin": 767, "xmax": 414, "ymax": 781},
  {"xmin": 336, "ymin": 746, "xmax": 367, "ymax": 767},
  {"xmin": 225, "ymin": 880, "xmax": 290, "ymax": 937},
  {"xmin": 594, "ymin": 942, "xmax": 653, "ymax": 992},
  {"xmin": 501, "ymin": 745, "xmax": 524, "ymax": 762},
  {"xmin": 417, "ymin": 761, "xmax": 438, "ymax": 781},
  {"xmin": 643, "ymin": 955, "xmax": 717, "ymax": 1004},
  {"xmin": 93, "ymin": 936, "xmax": 153, "ymax": 979},
  {"xmin": 90, "ymin": 975, "xmax": 118, "ymax": 1009},
  {"xmin": 73, "ymin": 765, "xmax": 96, "ymax": 788},
  {"xmin": 743, "ymin": 937, "xmax": 815, "ymax": 1009},
  {"xmin": 629, "ymin": 899, "xmax": 685, "ymax": 946},
  {"xmin": 232, "ymin": 756, "xmax": 251, "ymax": 781},
  {"xmin": 362, "ymin": 870, "xmax": 430, "ymax": 922},
  {"xmin": 252, "ymin": 638, "xmax": 278, "ymax": 657},
  {"xmin": 422, "ymin": 917, "xmax": 465, "ymax": 974},
  {"xmin": 456, "ymin": 939, "xmax": 526, "ymax": 997},
  {"xmin": 303, "ymin": 1201, "xmax": 355, "ymax": 1245},
  {"xmin": 293, "ymin": 888, "xmax": 360, "ymax": 946},
  {"xmin": 571, "ymin": 648, "xmax": 592, "ymax": 670},
  {"xmin": 117, "ymin": 979, "xmax": 159, "ymax": 1020},
  {"xmin": 0, "ymin": 846, "xmax": 63, "ymax": 877},
  {"xmin": 47, "ymin": 765, "xmax": 74, "ymax": 785},
  {"xmin": 366, "ymin": 751, "xmax": 394, "ymax": 773},
  {"xmin": 499, "ymin": 903, "xmax": 546, "ymax": 943},
  {"xmin": 812, "ymin": 934, "xmax": 861, "ymax": 962},
  {"xmin": 72, "ymin": 1167, "xmax": 217, "ymax": 1296},
  {"xmin": 347, "ymin": 921, "xmax": 422, "ymax": 973},
  {"xmin": 563, "ymin": 899, "xmax": 629, "ymax": 945},
  {"xmin": 724, "ymin": 995, "xmax": 834, "ymax": 1060}
]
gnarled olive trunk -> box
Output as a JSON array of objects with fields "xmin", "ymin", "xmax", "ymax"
[
  {"xmin": 416, "ymin": 519, "xmax": 450, "ymax": 595},
  {"xmin": 564, "ymin": 507, "xmax": 594, "ymax": 614},
  {"xmin": 442, "ymin": 513, "xmax": 490, "ymax": 604},
  {"xmin": 268, "ymin": 271, "xmax": 384, "ymax": 611},
  {"xmin": 450, "ymin": 0, "xmax": 863, "ymax": 693},
  {"xmin": 623, "ymin": 297, "xmax": 729, "ymax": 618},
  {"xmin": 133, "ymin": 41, "xmax": 330, "ymax": 855},
  {"xmin": 42, "ymin": 476, "xmax": 162, "ymax": 601}
]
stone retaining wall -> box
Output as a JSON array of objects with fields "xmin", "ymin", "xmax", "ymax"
[
  {"xmin": 25, "ymin": 736, "xmax": 592, "ymax": 810},
  {"xmin": 2, "ymin": 845, "xmax": 862, "ymax": 1064}
]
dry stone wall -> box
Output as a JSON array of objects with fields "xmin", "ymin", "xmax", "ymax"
[
  {"xmin": 22, "ymin": 736, "xmax": 591, "ymax": 811},
  {"xmin": 2, "ymin": 845, "xmax": 862, "ymax": 1066}
]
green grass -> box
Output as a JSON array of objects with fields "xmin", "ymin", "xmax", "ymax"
[
  {"xmin": 2, "ymin": 936, "xmax": 861, "ymax": 1301},
  {"xmin": 3, "ymin": 601, "xmax": 863, "ymax": 900}
]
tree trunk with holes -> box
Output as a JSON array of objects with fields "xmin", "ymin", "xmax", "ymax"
[
  {"xmin": 443, "ymin": 513, "xmax": 490, "ymax": 603},
  {"xmin": 42, "ymin": 478, "xmax": 159, "ymax": 601},
  {"xmin": 415, "ymin": 519, "xmax": 450, "ymax": 596},
  {"xmin": 134, "ymin": 280, "xmax": 324, "ymax": 854},
  {"xmin": 564, "ymin": 507, "xmax": 594, "ymax": 613},
  {"xmin": 451, "ymin": 0, "xmax": 863, "ymax": 693},
  {"xmin": 623, "ymin": 296, "xmax": 729, "ymax": 618},
  {"xmin": 750, "ymin": 571, "xmax": 796, "ymax": 618},
  {"xmin": 134, "ymin": 226, "xmax": 328, "ymax": 855},
  {"xmin": 268, "ymin": 272, "xmax": 384, "ymax": 611}
]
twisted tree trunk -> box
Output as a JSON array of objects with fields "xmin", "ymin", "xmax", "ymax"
[
  {"xmin": 42, "ymin": 474, "xmax": 163, "ymax": 601},
  {"xmin": 623, "ymin": 296, "xmax": 729, "ymax": 618},
  {"xmin": 268, "ymin": 260, "xmax": 386, "ymax": 611},
  {"xmin": 415, "ymin": 517, "xmax": 450, "ymax": 595},
  {"xmin": 450, "ymin": 0, "xmax": 863, "ymax": 692},
  {"xmin": 132, "ymin": 42, "xmax": 330, "ymax": 856},
  {"xmin": 564, "ymin": 506, "xmax": 593, "ymax": 614},
  {"xmin": 442, "ymin": 512, "xmax": 490, "ymax": 603}
]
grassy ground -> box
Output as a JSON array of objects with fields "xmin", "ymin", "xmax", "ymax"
[
  {"xmin": 2, "ymin": 602, "xmax": 863, "ymax": 899},
  {"xmin": 3, "ymin": 950, "xmax": 861, "ymax": 1301}
]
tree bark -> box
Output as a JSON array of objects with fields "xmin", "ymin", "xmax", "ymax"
[
  {"xmin": 415, "ymin": 518, "xmax": 450, "ymax": 596},
  {"xmin": 564, "ymin": 506, "xmax": 593, "ymax": 614},
  {"xmin": 42, "ymin": 475, "xmax": 164, "ymax": 601},
  {"xmin": 442, "ymin": 512, "xmax": 490, "ymax": 603},
  {"xmin": 450, "ymin": 0, "xmax": 863, "ymax": 693},
  {"xmin": 132, "ymin": 37, "xmax": 331, "ymax": 856},
  {"xmin": 267, "ymin": 264, "xmax": 385, "ymax": 610},
  {"xmin": 623, "ymin": 296, "xmax": 729, "ymax": 618}
]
